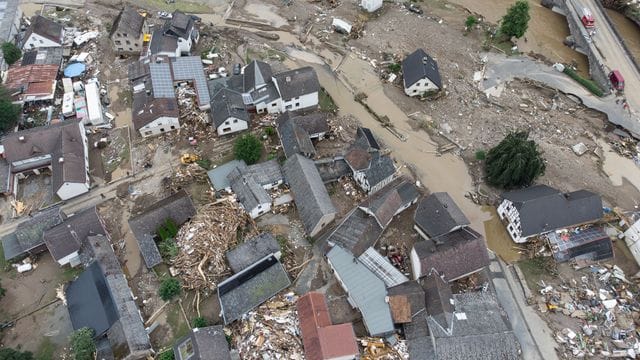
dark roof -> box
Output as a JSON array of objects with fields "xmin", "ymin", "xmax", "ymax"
[
  {"xmin": 218, "ymin": 255, "xmax": 291, "ymax": 324},
  {"xmin": 207, "ymin": 75, "xmax": 244, "ymax": 95},
  {"xmin": 132, "ymin": 90, "xmax": 179, "ymax": 131},
  {"xmin": 422, "ymin": 269, "xmax": 454, "ymax": 333},
  {"xmin": 277, "ymin": 113, "xmax": 316, "ymax": 158},
  {"xmin": 0, "ymin": 158, "xmax": 9, "ymax": 193},
  {"xmin": 273, "ymin": 67, "xmax": 320, "ymax": 100},
  {"xmin": 111, "ymin": 6, "xmax": 145, "ymax": 38},
  {"xmin": 355, "ymin": 127, "xmax": 380, "ymax": 150},
  {"xmin": 226, "ymin": 233, "xmax": 281, "ymax": 273},
  {"xmin": 547, "ymin": 226, "xmax": 614, "ymax": 263},
  {"xmin": 2, "ymin": 206, "xmax": 65, "ymax": 260},
  {"xmin": 344, "ymin": 147, "xmax": 371, "ymax": 171},
  {"xmin": 23, "ymin": 15, "xmax": 63, "ymax": 46},
  {"xmin": 326, "ymin": 207, "xmax": 383, "ymax": 257},
  {"xmin": 149, "ymin": 28, "xmax": 178, "ymax": 55},
  {"xmin": 365, "ymin": 153, "xmax": 395, "ymax": 189},
  {"xmin": 174, "ymin": 326, "xmax": 231, "ymax": 360},
  {"xmin": 359, "ymin": 176, "xmax": 419, "ymax": 227},
  {"xmin": 501, "ymin": 185, "xmax": 603, "ymax": 237},
  {"xmin": 388, "ymin": 280, "xmax": 426, "ymax": 320},
  {"xmin": 250, "ymin": 81, "xmax": 280, "ymax": 106},
  {"xmin": 283, "ymin": 154, "xmax": 336, "ymax": 236},
  {"xmin": 413, "ymin": 227, "xmax": 490, "ymax": 281},
  {"xmin": 165, "ymin": 11, "xmax": 195, "ymax": 39},
  {"xmin": 280, "ymin": 112, "xmax": 330, "ymax": 136},
  {"xmin": 43, "ymin": 206, "xmax": 106, "ymax": 262},
  {"xmin": 66, "ymin": 262, "xmax": 119, "ymax": 336},
  {"xmin": 210, "ymin": 89, "xmax": 249, "ymax": 128},
  {"xmin": 228, "ymin": 170, "xmax": 271, "ymax": 213},
  {"xmin": 414, "ymin": 192, "xmax": 470, "ymax": 238},
  {"xmin": 243, "ymin": 60, "xmax": 273, "ymax": 92},
  {"xmin": 207, "ymin": 160, "xmax": 245, "ymax": 191},
  {"xmin": 315, "ymin": 158, "xmax": 351, "ymax": 183},
  {"xmin": 128, "ymin": 61, "xmax": 150, "ymax": 82},
  {"xmin": 128, "ymin": 190, "xmax": 196, "ymax": 268},
  {"xmin": 243, "ymin": 160, "xmax": 283, "ymax": 187},
  {"xmin": 402, "ymin": 48, "xmax": 442, "ymax": 89},
  {"xmin": 20, "ymin": 47, "xmax": 63, "ymax": 66}
]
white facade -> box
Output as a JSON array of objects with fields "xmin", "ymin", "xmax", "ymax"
[
  {"xmin": 404, "ymin": 77, "xmax": 439, "ymax": 97},
  {"xmin": 247, "ymin": 201, "xmax": 272, "ymax": 219},
  {"xmin": 57, "ymin": 251, "xmax": 80, "ymax": 266},
  {"xmin": 256, "ymin": 98, "xmax": 282, "ymax": 114},
  {"xmin": 23, "ymin": 32, "xmax": 62, "ymax": 50},
  {"xmin": 361, "ymin": 0, "xmax": 382, "ymax": 12},
  {"xmin": 177, "ymin": 36, "xmax": 192, "ymax": 55},
  {"xmin": 279, "ymin": 92, "xmax": 318, "ymax": 112},
  {"xmin": 85, "ymin": 82, "xmax": 105, "ymax": 126},
  {"xmin": 410, "ymin": 247, "xmax": 421, "ymax": 280},
  {"xmin": 139, "ymin": 116, "xmax": 180, "ymax": 137},
  {"xmin": 57, "ymin": 180, "xmax": 89, "ymax": 200},
  {"xmin": 216, "ymin": 117, "xmax": 248, "ymax": 136},
  {"xmin": 624, "ymin": 220, "xmax": 640, "ymax": 268},
  {"xmin": 497, "ymin": 199, "xmax": 528, "ymax": 243},
  {"xmin": 353, "ymin": 170, "xmax": 394, "ymax": 194},
  {"xmin": 309, "ymin": 213, "xmax": 336, "ymax": 238}
]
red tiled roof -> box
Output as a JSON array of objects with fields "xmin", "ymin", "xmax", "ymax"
[
  {"xmin": 25, "ymin": 80, "xmax": 54, "ymax": 96},
  {"xmin": 5, "ymin": 64, "xmax": 58, "ymax": 98}
]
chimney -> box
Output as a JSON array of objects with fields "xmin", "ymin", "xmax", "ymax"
[
  {"xmin": 18, "ymin": 136, "xmax": 25, "ymax": 142},
  {"xmin": 422, "ymin": 57, "xmax": 428, "ymax": 64},
  {"xmin": 58, "ymin": 157, "xmax": 64, "ymax": 163},
  {"xmin": 285, "ymin": 76, "xmax": 291, "ymax": 83}
]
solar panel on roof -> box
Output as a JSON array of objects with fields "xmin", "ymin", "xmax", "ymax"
[
  {"xmin": 171, "ymin": 57, "xmax": 210, "ymax": 105},
  {"xmin": 149, "ymin": 63, "xmax": 175, "ymax": 99}
]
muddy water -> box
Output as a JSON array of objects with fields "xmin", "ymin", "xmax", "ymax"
[
  {"xmin": 448, "ymin": 0, "xmax": 589, "ymax": 72},
  {"xmin": 606, "ymin": 9, "xmax": 640, "ymax": 63},
  {"xmin": 598, "ymin": 140, "xmax": 640, "ymax": 194},
  {"xmin": 243, "ymin": 3, "xmax": 288, "ymax": 27},
  {"xmin": 108, "ymin": 85, "xmax": 133, "ymax": 128},
  {"xmin": 483, "ymin": 206, "xmax": 522, "ymax": 263}
]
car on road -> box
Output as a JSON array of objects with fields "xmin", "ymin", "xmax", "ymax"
[{"xmin": 609, "ymin": 70, "xmax": 625, "ymax": 91}]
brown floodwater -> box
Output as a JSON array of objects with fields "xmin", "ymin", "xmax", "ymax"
[
  {"xmin": 482, "ymin": 206, "xmax": 522, "ymax": 263},
  {"xmin": 606, "ymin": 9, "xmax": 640, "ymax": 63}
]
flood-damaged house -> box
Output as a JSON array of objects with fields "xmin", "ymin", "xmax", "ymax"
[
  {"xmin": 1, "ymin": 205, "xmax": 65, "ymax": 261},
  {"xmin": 148, "ymin": 11, "xmax": 199, "ymax": 58},
  {"xmin": 22, "ymin": 15, "xmax": 64, "ymax": 49},
  {"xmin": 401, "ymin": 48, "xmax": 442, "ymax": 97},
  {"xmin": 225, "ymin": 233, "xmax": 281, "ymax": 274},
  {"xmin": 344, "ymin": 127, "xmax": 396, "ymax": 194},
  {"xmin": 173, "ymin": 326, "xmax": 232, "ymax": 360},
  {"xmin": 110, "ymin": 6, "xmax": 147, "ymax": 56},
  {"xmin": 277, "ymin": 112, "xmax": 329, "ymax": 159}
]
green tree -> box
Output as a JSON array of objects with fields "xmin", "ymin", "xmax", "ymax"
[
  {"xmin": 69, "ymin": 327, "xmax": 95, "ymax": 360},
  {"xmin": 234, "ymin": 134, "xmax": 263, "ymax": 165},
  {"xmin": 485, "ymin": 131, "xmax": 545, "ymax": 188},
  {"xmin": 0, "ymin": 280, "xmax": 5, "ymax": 299},
  {"xmin": 192, "ymin": 316, "xmax": 208, "ymax": 328},
  {"xmin": 0, "ymin": 85, "xmax": 20, "ymax": 132},
  {"xmin": 1, "ymin": 42, "xmax": 21, "ymax": 66},
  {"xmin": 158, "ymin": 351, "xmax": 175, "ymax": 360},
  {"xmin": 0, "ymin": 348, "xmax": 34, "ymax": 360},
  {"xmin": 159, "ymin": 277, "xmax": 181, "ymax": 301},
  {"xmin": 465, "ymin": 15, "xmax": 478, "ymax": 29},
  {"xmin": 500, "ymin": 0, "xmax": 530, "ymax": 39}
]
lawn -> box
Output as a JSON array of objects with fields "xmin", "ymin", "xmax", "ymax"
[
  {"xmin": 35, "ymin": 338, "xmax": 56, "ymax": 360},
  {"xmin": 165, "ymin": 303, "xmax": 190, "ymax": 347}
]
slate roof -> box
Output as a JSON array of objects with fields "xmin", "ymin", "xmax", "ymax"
[
  {"xmin": 273, "ymin": 67, "xmax": 320, "ymax": 101},
  {"xmin": 243, "ymin": 159, "xmax": 283, "ymax": 188},
  {"xmin": 326, "ymin": 246, "xmax": 394, "ymax": 336},
  {"xmin": 355, "ymin": 127, "xmax": 380, "ymax": 150},
  {"xmin": 422, "ymin": 269, "xmax": 454, "ymax": 333},
  {"xmin": 243, "ymin": 60, "xmax": 273, "ymax": 92},
  {"xmin": 326, "ymin": 207, "xmax": 383, "ymax": 257},
  {"xmin": 210, "ymin": 89, "xmax": 248, "ymax": 128},
  {"xmin": 111, "ymin": 6, "xmax": 145, "ymax": 38},
  {"xmin": 344, "ymin": 147, "xmax": 371, "ymax": 171},
  {"xmin": 23, "ymin": 15, "xmax": 63, "ymax": 46},
  {"xmin": 43, "ymin": 206, "xmax": 106, "ymax": 262},
  {"xmin": 0, "ymin": 0, "xmax": 20, "ymax": 68},
  {"xmin": 283, "ymin": 154, "xmax": 336, "ymax": 236},
  {"xmin": 358, "ymin": 247, "xmax": 408, "ymax": 287},
  {"xmin": 226, "ymin": 233, "xmax": 280, "ymax": 273},
  {"xmin": 228, "ymin": 170, "xmax": 271, "ymax": 213},
  {"xmin": 279, "ymin": 112, "xmax": 330, "ymax": 137},
  {"xmin": 207, "ymin": 75, "xmax": 244, "ymax": 95},
  {"xmin": 149, "ymin": 28, "xmax": 177, "ymax": 55},
  {"xmin": 412, "ymin": 227, "xmax": 490, "ymax": 281},
  {"xmin": 21, "ymin": 47, "xmax": 63, "ymax": 66},
  {"xmin": 250, "ymin": 81, "xmax": 280, "ymax": 106},
  {"xmin": 315, "ymin": 158, "xmax": 351, "ymax": 183},
  {"xmin": 388, "ymin": 280, "xmax": 426, "ymax": 320},
  {"xmin": 359, "ymin": 177, "xmax": 419, "ymax": 227},
  {"xmin": 277, "ymin": 113, "xmax": 316, "ymax": 158},
  {"xmin": 218, "ymin": 255, "xmax": 291, "ymax": 324},
  {"xmin": 132, "ymin": 90, "xmax": 179, "ymax": 131},
  {"xmin": 363, "ymin": 153, "xmax": 396, "ymax": 190},
  {"xmin": 414, "ymin": 192, "xmax": 470, "ymax": 238},
  {"xmin": 165, "ymin": 11, "xmax": 194, "ymax": 39},
  {"xmin": 2, "ymin": 206, "xmax": 65, "ymax": 260},
  {"xmin": 174, "ymin": 326, "xmax": 231, "ymax": 360},
  {"xmin": 402, "ymin": 48, "xmax": 442, "ymax": 89},
  {"xmin": 207, "ymin": 160, "xmax": 246, "ymax": 191},
  {"xmin": 0, "ymin": 158, "xmax": 9, "ymax": 194},
  {"xmin": 128, "ymin": 61, "xmax": 149, "ymax": 82},
  {"xmin": 172, "ymin": 56, "xmax": 211, "ymax": 108},
  {"xmin": 501, "ymin": 185, "xmax": 603, "ymax": 237},
  {"xmin": 128, "ymin": 190, "xmax": 196, "ymax": 268}
]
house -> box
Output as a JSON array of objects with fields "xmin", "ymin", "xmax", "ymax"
[
  {"xmin": 43, "ymin": 206, "xmax": 106, "ymax": 267},
  {"xmin": 110, "ymin": 6, "xmax": 147, "ymax": 55},
  {"xmin": 174, "ymin": 326, "xmax": 232, "ymax": 360},
  {"xmin": 297, "ymin": 292, "xmax": 359, "ymax": 360},
  {"xmin": 244, "ymin": 60, "xmax": 273, "ymax": 93},
  {"xmin": 228, "ymin": 167, "xmax": 272, "ymax": 219},
  {"xmin": 404, "ymin": 269, "xmax": 521, "ymax": 360},
  {"xmin": 218, "ymin": 254, "xmax": 291, "ymax": 324},
  {"xmin": 401, "ymin": 49, "xmax": 442, "ymax": 97},
  {"xmin": 1, "ymin": 206, "xmax": 65, "ymax": 261},
  {"xmin": 132, "ymin": 91, "xmax": 180, "ymax": 137},
  {"xmin": 1, "ymin": 120, "xmax": 90, "ymax": 200},
  {"xmin": 226, "ymin": 233, "xmax": 281, "ymax": 273},
  {"xmin": 326, "ymin": 245, "xmax": 395, "ymax": 337},
  {"xmin": 410, "ymin": 227, "xmax": 489, "ymax": 281},
  {"xmin": 242, "ymin": 159, "xmax": 284, "ymax": 190},
  {"xmin": 359, "ymin": 177, "xmax": 420, "ymax": 228},
  {"xmin": 277, "ymin": 112, "xmax": 318, "ymax": 158},
  {"xmin": 5, "ymin": 63, "xmax": 59, "ymax": 103},
  {"xmin": 66, "ymin": 234, "xmax": 153, "ymax": 359},
  {"xmin": 210, "ymin": 89, "xmax": 249, "ymax": 136},
  {"xmin": 387, "ymin": 281, "xmax": 426, "ymax": 324},
  {"xmin": 497, "ymin": 185, "xmax": 603, "ymax": 243},
  {"xmin": 344, "ymin": 128, "xmax": 395, "ymax": 194},
  {"xmin": 20, "ymin": 46, "xmax": 63, "ymax": 67},
  {"xmin": 128, "ymin": 190, "xmax": 196, "ymax": 268},
  {"xmin": 273, "ymin": 67, "xmax": 320, "ymax": 112},
  {"xmin": 413, "ymin": 192, "xmax": 470, "ymax": 240},
  {"xmin": 281, "ymin": 112, "xmax": 330, "ymax": 139},
  {"xmin": 172, "ymin": 56, "xmax": 211, "ymax": 110},
  {"xmin": 0, "ymin": 0, "xmax": 22, "ymax": 70},
  {"xmin": 361, "ymin": 0, "xmax": 383, "ymax": 12},
  {"xmin": 22, "ymin": 15, "xmax": 64, "ymax": 49},
  {"xmin": 207, "ymin": 160, "xmax": 246, "ymax": 193},
  {"xmin": 547, "ymin": 226, "xmax": 613, "ymax": 263},
  {"xmin": 149, "ymin": 11, "xmax": 198, "ymax": 58},
  {"xmin": 283, "ymin": 154, "xmax": 337, "ymax": 237}
]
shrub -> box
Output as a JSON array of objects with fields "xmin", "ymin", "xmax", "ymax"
[
  {"xmin": 157, "ymin": 218, "xmax": 178, "ymax": 241},
  {"xmin": 475, "ymin": 150, "xmax": 486, "ymax": 160},
  {"xmin": 158, "ymin": 350, "xmax": 175, "ymax": 360},
  {"xmin": 69, "ymin": 327, "xmax": 95, "ymax": 360},
  {"xmin": 192, "ymin": 316, "xmax": 208, "ymax": 328},
  {"xmin": 264, "ymin": 126, "xmax": 276, "ymax": 137},
  {"xmin": 465, "ymin": 15, "xmax": 478, "ymax": 28},
  {"xmin": 158, "ymin": 238, "xmax": 178, "ymax": 259},
  {"xmin": 196, "ymin": 158, "xmax": 212, "ymax": 170},
  {"xmin": 563, "ymin": 67, "xmax": 604, "ymax": 97},
  {"xmin": 1, "ymin": 42, "xmax": 21, "ymax": 66},
  {"xmin": 159, "ymin": 277, "xmax": 181, "ymax": 301},
  {"xmin": 387, "ymin": 63, "xmax": 401, "ymax": 74},
  {"xmin": 500, "ymin": 0, "xmax": 530, "ymax": 39},
  {"xmin": 0, "ymin": 85, "xmax": 21, "ymax": 132},
  {"xmin": 234, "ymin": 134, "xmax": 263, "ymax": 165},
  {"xmin": 0, "ymin": 348, "xmax": 34, "ymax": 360}
]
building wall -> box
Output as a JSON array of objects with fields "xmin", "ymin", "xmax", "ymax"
[
  {"xmin": 79, "ymin": 121, "xmax": 91, "ymax": 189},
  {"xmin": 404, "ymin": 78, "xmax": 439, "ymax": 97},
  {"xmin": 369, "ymin": 174, "xmax": 394, "ymax": 195},
  {"xmin": 57, "ymin": 251, "xmax": 80, "ymax": 266},
  {"xmin": 280, "ymin": 92, "xmax": 318, "ymax": 113},
  {"xmin": 177, "ymin": 36, "xmax": 191, "ymax": 55},
  {"xmin": 139, "ymin": 116, "xmax": 181, "ymax": 137},
  {"xmin": 361, "ymin": 0, "xmax": 382, "ymax": 12},
  {"xmin": 413, "ymin": 224, "xmax": 429, "ymax": 241},
  {"xmin": 256, "ymin": 98, "xmax": 282, "ymax": 114},
  {"xmin": 624, "ymin": 220, "xmax": 640, "ymax": 268},
  {"xmin": 216, "ymin": 117, "xmax": 248, "ymax": 136},
  {"xmin": 249, "ymin": 201, "xmax": 272, "ymax": 219},
  {"xmin": 57, "ymin": 182, "xmax": 90, "ymax": 200},
  {"xmin": 23, "ymin": 33, "xmax": 61, "ymax": 50},
  {"xmin": 410, "ymin": 248, "xmax": 421, "ymax": 280},
  {"xmin": 262, "ymin": 179, "xmax": 283, "ymax": 191},
  {"xmin": 0, "ymin": 6, "xmax": 22, "ymax": 71},
  {"xmin": 309, "ymin": 212, "xmax": 336, "ymax": 238},
  {"xmin": 112, "ymin": 32, "xmax": 144, "ymax": 54},
  {"xmin": 497, "ymin": 199, "xmax": 526, "ymax": 243}
]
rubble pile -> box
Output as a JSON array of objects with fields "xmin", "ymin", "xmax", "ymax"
[
  {"xmin": 535, "ymin": 264, "xmax": 640, "ymax": 357},
  {"xmin": 610, "ymin": 137, "xmax": 640, "ymax": 160},
  {"xmin": 166, "ymin": 163, "xmax": 210, "ymax": 192},
  {"xmin": 359, "ymin": 337, "xmax": 409, "ymax": 359},
  {"xmin": 231, "ymin": 293, "xmax": 304, "ymax": 360},
  {"xmin": 171, "ymin": 200, "xmax": 257, "ymax": 291}
]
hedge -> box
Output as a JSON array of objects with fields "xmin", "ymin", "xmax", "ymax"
[{"xmin": 562, "ymin": 67, "xmax": 604, "ymax": 97}]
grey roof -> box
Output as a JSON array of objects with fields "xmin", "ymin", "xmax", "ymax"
[
  {"xmin": 165, "ymin": 11, "xmax": 195, "ymax": 39},
  {"xmin": 210, "ymin": 88, "xmax": 248, "ymax": 128},
  {"xmin": 149, "ymin": 28, "xmax": 177, "ymax": 55},
  {"xmin": 226, "ymin": 233, "xmax": 280, "ymax": 273},
  {"xmin": 149, "ymin": 62, "xmax": 175, "ymax": 98},
  {"xmin": 43, "ymin": 206, "xmax": 106, "ymax": 262},
  {"xmin": 172, "ymin": 56, "xmax": 211, "ymax": 107},
  {"xmin": 547, "ymin": 226, "xmax": 614, "ymax": 263},
  {"xmin": 250, "ymin": 82, "xmax": 280, "ymax": 106},
  {"xmin": 207, "ymin": 160, "xmax": 246, "ymax": 191},
  {"xmin": 128, "ymin": 61, "xmax": 149, "ymax": 82},
  {"xmin": 413, "ymin": 227, "xmax": 489, "ymax": 281},
  {"xmin": 229, "ymin": 170, "xmax": 271, "ymax": 213},
  {"xmin": 402, "ymin": 49, "xmax": 442, "ymax": 89},
  {"xmin": 422, "ymin": 270, "xmax": 454, "ymax": 333},
  {"xmin": 284, "ymin": 112, "xmax": 330, "ymax": 136},
  {"xmin": 414, "ymin": 193, "xmax": 470, "ymax": 238},
  {"xmin": 207, "ymin": 75, "xmax": 244, "ymax": 95},
  {"xmin": 2, "ymin": 206, "xmax": 65, "ymax": 260},
  {"xmin": 501, "ymin": 185, "xmax": 603, "ymax": 237},
  {"xmin": 218, "ymin": 254, "xmax": 291, "ymax": 324},
  {"xmin": 111, "ymin": 6, "xmax": 145, "ymax": 38},
  {"xmin": 283, "ymin": 154, "xmax": 336, "ymax": 236},
  {"xmin": 354, "ymin": 127, "xmax": 380, "ymax": 150},
  {"xmin": 316, "ymin": 158, "xmax": 351, "ymax": 183},
  {"xmin": 388, "ymin": 280, "xmax": 426, "ymax": 319},
  {"xmin": 273, "ymin": 67, "xmax": 320, "ymax": 101},
  {"xmin": 23, "ymin": 15, "xmax": 63, "ymax": 46},
  {"xmin": 363, "ymin": 153, "xmax": 396, "ymax": 190},
  {"xmin": 358, "ymin": 247, "xmax": 408, "ymax": 287},
  {"xmin": 277, "ymin": 113, "xmax": 316, "ymax": 158},
  {"xmin": 327, "ymin": 207, "xmax": 383, "ymax": 257},
  {"xmin": 326, "ymin": 246, "xmax": 394, "ymax": 336},
  {"xmin": 174, "ymin": 326, "xmax": 231, "ymax": 360},
  {"xmin": 20, "ymin": 47, "xmax": 63, "ymax": 66},
  {"xmin": 243, "ymin": 60, "xmax": 273, "ymax": 92},
  {"xmin": 359, "ymin": 177, "xmax": 419, "ymax": 227},
  {"xmin": 0, "ymin": 158, "xmax": 10, "ymax": 194},
  {"xmin": 132, "ymin": 89, "xmax": 179, "ymax": 131},
  {"xmin": 128, "ymin": 190, "xmax": 196, "ymax": 268},
  {"xmin": 244, "ymin": 159, "xmax": 283, "ymax": 188}
]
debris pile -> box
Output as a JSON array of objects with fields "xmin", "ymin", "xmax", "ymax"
[
  {"xmin": 360, "ymin": 337, "xmax": 409, "ymax": 359},
  {"xmin": 231, "ymin": 293, "xmax": 304, "ymax": 360},
  {"xmin": 166, "ymin": 163, "xmax": 210, "ymax": 193},
  {"xmin": 171, "ymin": 200, "xmax": 257, "ymax": 291}
]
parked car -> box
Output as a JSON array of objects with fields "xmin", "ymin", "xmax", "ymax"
[{"xmin": 233, "ymin": 63, "xmax": 242, "ymax": 75}]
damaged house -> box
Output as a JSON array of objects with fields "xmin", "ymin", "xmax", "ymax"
[
  {"xmin": 110, "ymin": 5, "xmax": 148, "ymax": 56},
  {"xmin": 0, "ymin": 0, "xmax": 21, "ymax": 70},
  {"xmin": 173, "ymin": 326, "xmax": 232, "ymax": 360},
  {"xmin": 22, "ymin": 15, "xmax": 64, "ymax": 49},
  {"xmin": 210, "ymin": 88, "xmax": 249, "ymax": 136},
  {"xmin": 1, "ymin": 205, "xmax": 65, "ymax": 261},
  {"xmin": 277, "ymin": 112, "xmax": 329, "ymax": 159},
  {"xmin": 225, "ymin": 233, "xmax": 281, "ymax": 273},
  {"xmin": 5, "ymin": 62, "xmax": 59, "ymax": 103},
  {"xmin": 148, "ymin": 11, "xmax": 199, "ymax": 58},
  {"xmin": 402, "ymin": 48, "xmax": 442, "ymax": 97},
  {"xmin": 344, "ymin": 127, "xmax": 396, "ymax": 194}
]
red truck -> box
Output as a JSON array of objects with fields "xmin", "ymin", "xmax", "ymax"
[
  {"xmin": 581, "ymin": 7, "xmax": 595, "ymax": 29},
  {"xmin": 609, "ymin": 70, "xmax": 625, "ymax": 91}
]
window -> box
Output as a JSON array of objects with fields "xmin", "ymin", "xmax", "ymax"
[
  {"xmin": 115, "ymin": 40, "xmax": 121, "ymax": 45},
  {"xmin": 160, "ymin": 128, "xmax": 165, "ymax": 132},
  {"xmin": 126, "ymin": 40, "xmax": 131, "ymax": 45},
  {"xmin": 295, "ymin": 102, "xmax": 300, "ymax": 107},
  {"xmin": 286, "ymin": 104, "xmax": 292, "ymax": 110},
  {"xmin": 233, "ymin": 119, "xmax": 238, "ymax": 123},
  {"xmin": 271, "ymin": 103, "xmax": 277, "ymax": 107},
  {"xmin": 177, "ymin": 339, "xmax": 195, "ymax": 359},
  {"xmin": 39, "ymin": 39, "xmax": 43, "ymax": 44},
  {"xmin": 116, "ymin": 33, "xmax": 120, "ymax": 37},
  {"xmin": 134, "ymin": 43, "xmax": 138, "ymax": 47},
  {"xmin": 129, "ymin": 48, "xmax": 132, "ymax": 51},
  {"xmin": 123, "ymin": 33, "xmax": 128, "ymax": 37},
  {"xmin": 223, "ymin": 127, "xmax": 231, "ymax": 133},
  {"xmin": 225, "ymin": 120, "xmax": 230, "ymax": 125},
  {"xmin": 413, "ymin": 89, "xmax": 417, "ymax": 93},
  {"xmin": 144, "ymin": 131, "xmax": 152, "ymax": 135},
  {"xmin": 117, "ymin": 47, "xmax": 123, "ymax": 51}
]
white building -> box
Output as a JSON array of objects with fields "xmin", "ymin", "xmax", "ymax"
[
  {"xmin": 22, "ymin": 15, "xmax": 64, "ymax": 49},
  {"xmin": 228, "ymin": 169, "xmax": 272, "ymax": 219},
  {"xmin": 110, "ymin": 6, "xmax": 147, "ymax": 55},
  {"xmin": 84, "ymin": 81, "xmax": 106, "ymax": 126},
  {"xmin": 361, "ymin": 0, "xmax": 382, "ymax": 12},
  {"xmin": 148, "ymin": 11, "xmax": 198, "ymax": 58},
  {"xmin": 401, "ymin": 48, "xmax": 442, "ymax": 97},
  {"xmin": 210, "ymin": 89, "xmax": 249, "ymax": 136},
  {"xmin": 273, "ymin": 67, "xmax": 319, "ymax": 113},
  {"xmin": 624, "ymin": 219, "xmax": 640, "ymax": 268}
]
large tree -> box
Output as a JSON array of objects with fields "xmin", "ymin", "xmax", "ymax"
[
  {"xmin": 500, "ymin": 0, "xmax": 531, "ymax": 39},
  {"xmin": 0, "ymin": 85, "xmax": 20, "ymax": 132},
  {"xmin": 1, "ymin": 42, "xmax": 20, "ymax": 66},
  {"xmin": 485, "ymin": 131, "xmax": 545, "ymax": 188},
  {"xmin": 69, "ymin": 327, "xmax": 95, "ymax": 360},
  {"xmin": 0, "ymin": 348, "xmax": 34, "ymax": 360},
  {"xmin": 234, "ymin": 134, "xmax": 263, "ymax": 165}
]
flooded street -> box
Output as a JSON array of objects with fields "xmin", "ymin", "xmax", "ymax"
[
  {"xmin": 483, "ymin": 207, "xmax": 522, "ymax": 263},
  {"xmin": 599, "ymin": 140, "xmax": 640, "ymax": 195},
  {"xmin": 606, "ymin": 9, "xmax": 640, "ymax": 63}
]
